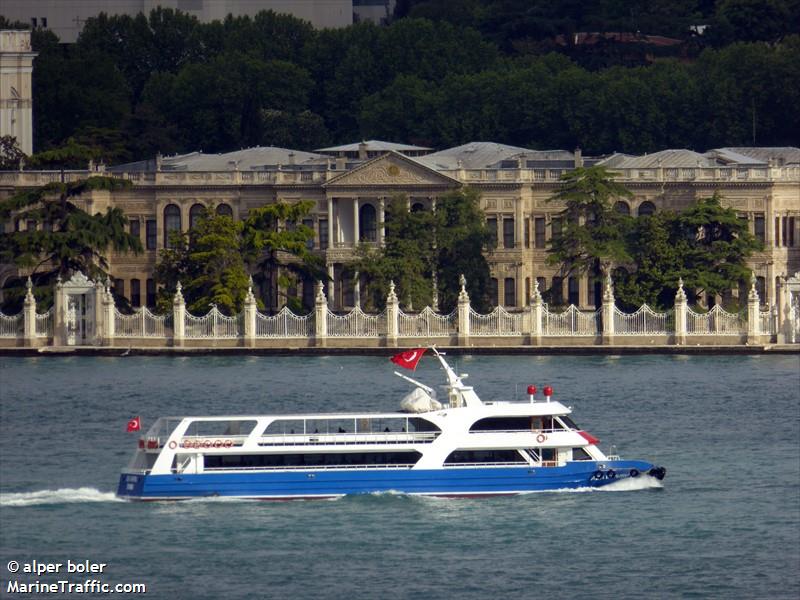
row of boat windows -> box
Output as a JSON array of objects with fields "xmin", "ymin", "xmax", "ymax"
[
  {"xmin": 201, "ymin": 447, "xmax": 594, "ymax": 470},
  {"xmin": 176, "ymin": 415, "xmax": 578, "ymax": 439},
  {"xmin": 470, "ymin": 416, "xmax": 579, "ymax": 432}
]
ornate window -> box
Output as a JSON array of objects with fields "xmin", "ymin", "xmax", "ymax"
[
  {"xmin": 614, "ymin": 201, "xmax": 631, "ymax": 216},
  {"xmin": 637, "ymin": 201, "xmax": 656, "ymax": 217},
  {"xmin": 216, "ymin": 203, "xmax": 233, "ymax": 217},
  {"xmin": 164, "ymin": 204, "xmax": 181, "ymax": 248},
  {"xmin": 359, "ymin": 204, "xmax": 377, "ymax": 242},
  {"xmin": 189, "ymin": 204, "xmax": 205, "ymax": 229}
]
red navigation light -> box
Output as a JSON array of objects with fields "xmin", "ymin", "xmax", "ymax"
[
  {"xmin": 527, "ymin": 385, "xmax": 537, "ymax": 395},
  {"xmin": 543, "ymin": 386, "xmax": 553, "ymax": 397}
]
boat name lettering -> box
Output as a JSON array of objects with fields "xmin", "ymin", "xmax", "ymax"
[{"xmin": 180, "ymin": 438, "xmax": 234, "ymax": 449}]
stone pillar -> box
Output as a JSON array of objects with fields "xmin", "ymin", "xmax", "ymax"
[
  {"xmin": 53, "ymin": 275, "xmax": 65, "ymax": 346},
  {"xmin": 314, "ymin": 280, "xmax": 328, "ymax": 347},
  {"xmin": 103, "ymin": 279, "xmax": 115, "ymax": 346},
  {"xmin": 243, "ymin": 276, "xmax": 257, "ymax": 348},
  {"xmin": 747, "ymin": 272, "xmax": 761, "ymax": 344},
  {"xmin": 674, "ymin": 278, "xmax": 687, "ymax": 345},
  {"xmin": 601, "ymin": 274, "xmax": 615, "ymax": 345},
  {"xmin": 776, "ymin": 275, "xmax": 789, "ymax": 343},
  {"xmin": 94, "ymin": 278, "xmax": 105, "ymax": 344},
  {"xmin": 327, "ymin": 264, "xmax": 335, "ymax": 305},
  {"xmin": 327, "ymin": 197, "xmax": 335, "ymax": 248},
  {"xmin": 431, "ymin": 272, "xmax": 439, "ymax": 313},
  {"xmin": 378, "ymin": 197, "xmax": 386, "ymax": 246},
  {"xmin": 173, "ymin": 282, "xmax": 185, "ymax": 347},
  {"xmin": 353, "ymin": 198, "xmax": 360, "ymax": 245},
  {"xmin": 457, "ymin": 275, "xmax": 470, "ymax": 346},
  {"xmin": 23, "ymin": 277, "xmax": 36, "ymax": 347},
  {"xmin": 386, "ymin": 280, "xmax": 399, "ymax": 348},
  {"xmin": 530, "ymin": 279, "xmax": 543, "ymax": 346},
  {"xmin": 353, "ymin": 271, "xmax": 361, "ymax": 309}
]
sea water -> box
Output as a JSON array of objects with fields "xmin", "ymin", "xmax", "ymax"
[{"xmin": 1, "ymin": 354, "xmax": 798, "ymax": 599}]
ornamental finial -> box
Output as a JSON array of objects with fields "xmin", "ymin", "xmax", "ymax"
[
  {"xmin": 603, "ymin": 273, "xmax": 614, "ymax": 302},
  {"xmin": 315, "ymin": 280, "xmax": 326, "ymax": 303},
  {"xmin": 458, "ymin": 274, "xmax": 469, "ymax": 303},
  {"xmin": 531, "ymin": 278, "xmax": 542, "ymax": 305},
  {"xmin": 387, "ymin": 280, "xmax": 398, "ymax": 302},
  {"xmin": 675, "ymin": 277, "xmax": 687, "ymax": 302}
]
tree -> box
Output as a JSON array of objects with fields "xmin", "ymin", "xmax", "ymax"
[
  {"xmin": 546, "ymin": 166, "xmax": 634, "ymax": 281},
  {"xmin": 242, "ymin": 201, "xmax": 325, "ymax": 311},
  {"xmin": 154, "ymin": 208, "xmax": 250, "ymax": 314},
  {"xmin": 0, "ymin": 177, "xmax": 142, "ymax": 310},
  {"xmin": 0, "ymin": 136, "xmax": 26, "ymax": 170},
  {"xmin": 353, "ymin": 189, "xmax": 491, "ymax": 312},
  {"xmin": 434, "ymin": 187, "xmax": 492, "ymax": 311}
]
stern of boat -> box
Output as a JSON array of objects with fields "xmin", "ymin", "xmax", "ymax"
[{"xmin": 117, "ymin": 473, "xmax": 146, "ymax": 499}]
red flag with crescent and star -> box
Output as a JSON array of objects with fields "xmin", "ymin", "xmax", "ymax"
[
  {"xmin": 390, "ymin": 348, "xmax": 427, "ymax": 371},
  {"xmin": 126, "ymin": 416, "xmax": 141, "ymax": 432}
]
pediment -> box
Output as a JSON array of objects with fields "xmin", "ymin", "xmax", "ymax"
[{"xmin": 324, "ymin": 152, "xmax": 459, "ymax": 188}]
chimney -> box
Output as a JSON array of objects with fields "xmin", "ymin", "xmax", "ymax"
[
  {"xmin": 288, "ymin": 151, "xmax": 295, "ymax": 166},
  {"xmin": 358, "ymin": 141, "xmax": 368, "ymax": 160},
  {"xmin": 335, "ymin": 156, "xmax": 346, "ymax": 170},
  {"xmin": 574, "ymin": 147, "xmax": 583, "ymax": 168}
]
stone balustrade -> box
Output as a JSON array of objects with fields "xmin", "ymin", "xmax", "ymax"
[{"xmin": 0, "ymin": 272, "xmax": 795, "ymax": 350}]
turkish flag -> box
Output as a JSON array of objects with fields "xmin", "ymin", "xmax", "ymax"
[
  {"xmin": 390, "ymin": 348, "xmax": 427, "ymax": 371},
  {"xmin": 127, "ymin": 416, "xmax": 141, "ymax": 432}
]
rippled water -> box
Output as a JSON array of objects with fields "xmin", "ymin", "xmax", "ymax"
[{"xmin": 1, "ymin": 354, "xmax": 798, "ymax": 599}]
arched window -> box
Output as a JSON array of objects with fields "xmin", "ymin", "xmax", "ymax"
[
  {"xmin": 164, "ymin": 204, "xmax": 181, "ymax": 248},
  {"xmin": 411, "ymin": 202, "xmax": 425, "ymax": 213},
  {"xmin": 637, "ymin": 201, "xmax": 656, "ymax": 217},
  {"xmin": 614, "ymin": 201, "xmax": 631, "ymax": 216},
  {"xmin": 216, "ymin": 203, "xmax": 233, "ymax": 217},
  {"xmin": 359, "ymin": 204, "xmax": 377, "ymax": 242},
  {"xmin": 504, "ymin": 278, "xmax": 516, "ymax": 307},
  {"xmin": 189, "ymin": 204, "xmax": 205, "ymax": 229}
]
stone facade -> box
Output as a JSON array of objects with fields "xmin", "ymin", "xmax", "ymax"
[
  {"xmin": 0, "ymin": 143, "xmax": 798, "ymax": 314},
  {"xmin": 0, "ymin": 30, "xmax": 36, "ymax": 155}
]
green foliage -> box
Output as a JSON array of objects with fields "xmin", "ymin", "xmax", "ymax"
[
  {"xmin": 0, "ymin": 136, "xmax": 26, "ymax": 170},
  {"xmin": 546, "ymin": 166, "xmax": 634, "ymax": 277},
  {"xmin": 0, "ymin": 176, "xmax": 142, "ymax": 310},
  {"xmin": 547, "ymin": 175, "xmax": 762, "ymax": 310},
  {"xmin": 353, "ymin": 188, "xmax": 491, "ymax": 312},
  {"xmin": 154, "ymin": 209, "xmax": 250, "ymax": 314},
  {"xmin": 25, "ymin": 6, "xmax": 800, "ymax": 161}
]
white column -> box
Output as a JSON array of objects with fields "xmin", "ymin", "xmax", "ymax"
[
  {"xmin": 747, "ymin": 273, "xmax": 761, "ymax": 344},
  {"xmin": 386, "ymin": 280, "xmax": 399, "ymax": 348},
  {"xmin": 674, "ymin": 278, "xmax": 687, "ymax": 345},
  {"xmin": 103, "ymin": 280, "xmax": 115, "ymax": 346},
  {"xmin": 315, "ymin": 281, "xmax": 328, "ymax": 347},
  {"xmin": 515, "ymin": 198, "xmax": 523, "ymax": 248},
  {"xmin": 327, "ymin": 197, "xmax": 334, "ymax": 249},
  {"xmin": 327, "ymin": 264, "xmax": 335, "ymax": 305},
  {"xmin": 23, "ymin": 277, "xmax": 36, "ymax": 347},
  {"xmin": 173, "ymin": 282, "xmax": 185, "ymax": 347},
  {"xmin": 601, "ymin": 274, "xmax": 615, "ymax": 345},
  {"xmin": 54, "ymin": 275, "xmax": 65, "ymax": 346},
  {"xmin": 243, "ymin": 276, "xmax": 256, "ymax": 348},
  {"xmin": 457, "ymin": 275, "xmax": 470, "ymax": 346},
  {"xmin": 530, "ymin": 279, "xmax": 543, "ymax": 346},
  {"xmin": 379, "ymin": 197, "xmax": 385, "ymax": 246},
  {"xmin": 353, "ymin": 198, "xmax": 360, "ymax": 245}
]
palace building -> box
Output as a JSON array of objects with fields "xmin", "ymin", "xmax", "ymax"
[{"xmin": 1, "ymin": 141, "xmax": 799, "ymax": 312}]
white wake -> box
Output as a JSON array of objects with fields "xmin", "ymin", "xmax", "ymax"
[{"xmin": 0, "ymin": 487, "xmax": 123, "ymax": 507}]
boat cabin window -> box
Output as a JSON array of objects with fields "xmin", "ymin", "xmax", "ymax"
[
  {"xmin": 470, "ymin": 416, "xmax": 534, "ymax": 432},
  {"xmin": 204, "ymin": 451, "xmax": 422, "ymax": 469},
  {"xmin": 265, "ymin": 419, "xmax": 306, "ymax": 435},
  {"xmin": 408, "ymin": 418, "xmax": 440, "ymax": 433},
  {"xmin": 558, "ymin": 416, "xmax": 579, "ymax": 430},
  {"xmin": 572, "ymin": 447, "xmax": 592, "ymax": 461},
  {"xmin": 444, "ymin": 449, "xmax": 527, "ymax": 464},
  {"xmin": 184, "ymin": 420, "xmax": 258, "ymax": 437}
]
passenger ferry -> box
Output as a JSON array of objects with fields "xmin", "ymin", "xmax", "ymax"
[{"xmin": 117, "ymin": 349, "xmax": 666, "ymax": 500}]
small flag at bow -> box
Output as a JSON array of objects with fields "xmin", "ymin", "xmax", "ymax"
[
  {"xmin": 390, "ymin": 348, "xmax": 427, "ymax": 371},
  {"xmin": 127, "ymin": 416, "xmax": 141, "ymax": 432}
]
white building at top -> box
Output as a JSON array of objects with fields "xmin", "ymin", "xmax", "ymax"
[
  {"xmin": 0, "ymin": 30, "xmax": 37, "ymax": 155},
  {"xmin": 0, "ymin": 0, "xmax": 354, "ymax": 43}
]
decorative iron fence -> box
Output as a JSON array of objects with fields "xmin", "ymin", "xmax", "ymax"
[
  {"xmin": 255, "ymin": 307, "xmax": 313, "ymax": 338},
  {"xmin": 469, "ymin": 307, "xmax": 524, "ymax": 336},
  {"xmin": 35, "ymin": 308, "xmax": 54, "ymax": 338},
  {"xmin": 398, "ymin": 307, "xmax": 457, "ymax": 337},
  {"xmin": 0, "ymin": 311, "xmax": 23, "ymax": 337},
  {"xmin": 686, "ymin": 305, "xmax": 744, "ymax": 335},
  {"xmin": 543, "ymin": 305, "xmax": 600, "ymax": 336},
  {"xmin": 759, "ymin": 309, "xmax": 774, "ymax": 335},
  {"xmin": 614, "ymin": 305, "xmax": 672, "ymax": 335},
  {"xmin": 115, "ymin": 308, "xmax": 172, "ymax": 337},
  {"xmin": 185, "ymin": 307, "xmax": 241, "ymax": 339},
  {"xmin": 327, "ymin": 307, "xmax": 386, "ymax": 337}
]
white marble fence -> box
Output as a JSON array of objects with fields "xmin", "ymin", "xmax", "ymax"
[{"xmin": 1, "ymin": 272, "xmax": 795, "ymax": 349}]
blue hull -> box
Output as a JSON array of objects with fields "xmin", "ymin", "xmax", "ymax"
[{"xmin": 117, "ymin": 461, "xmax": 661, "ymax": 500}]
